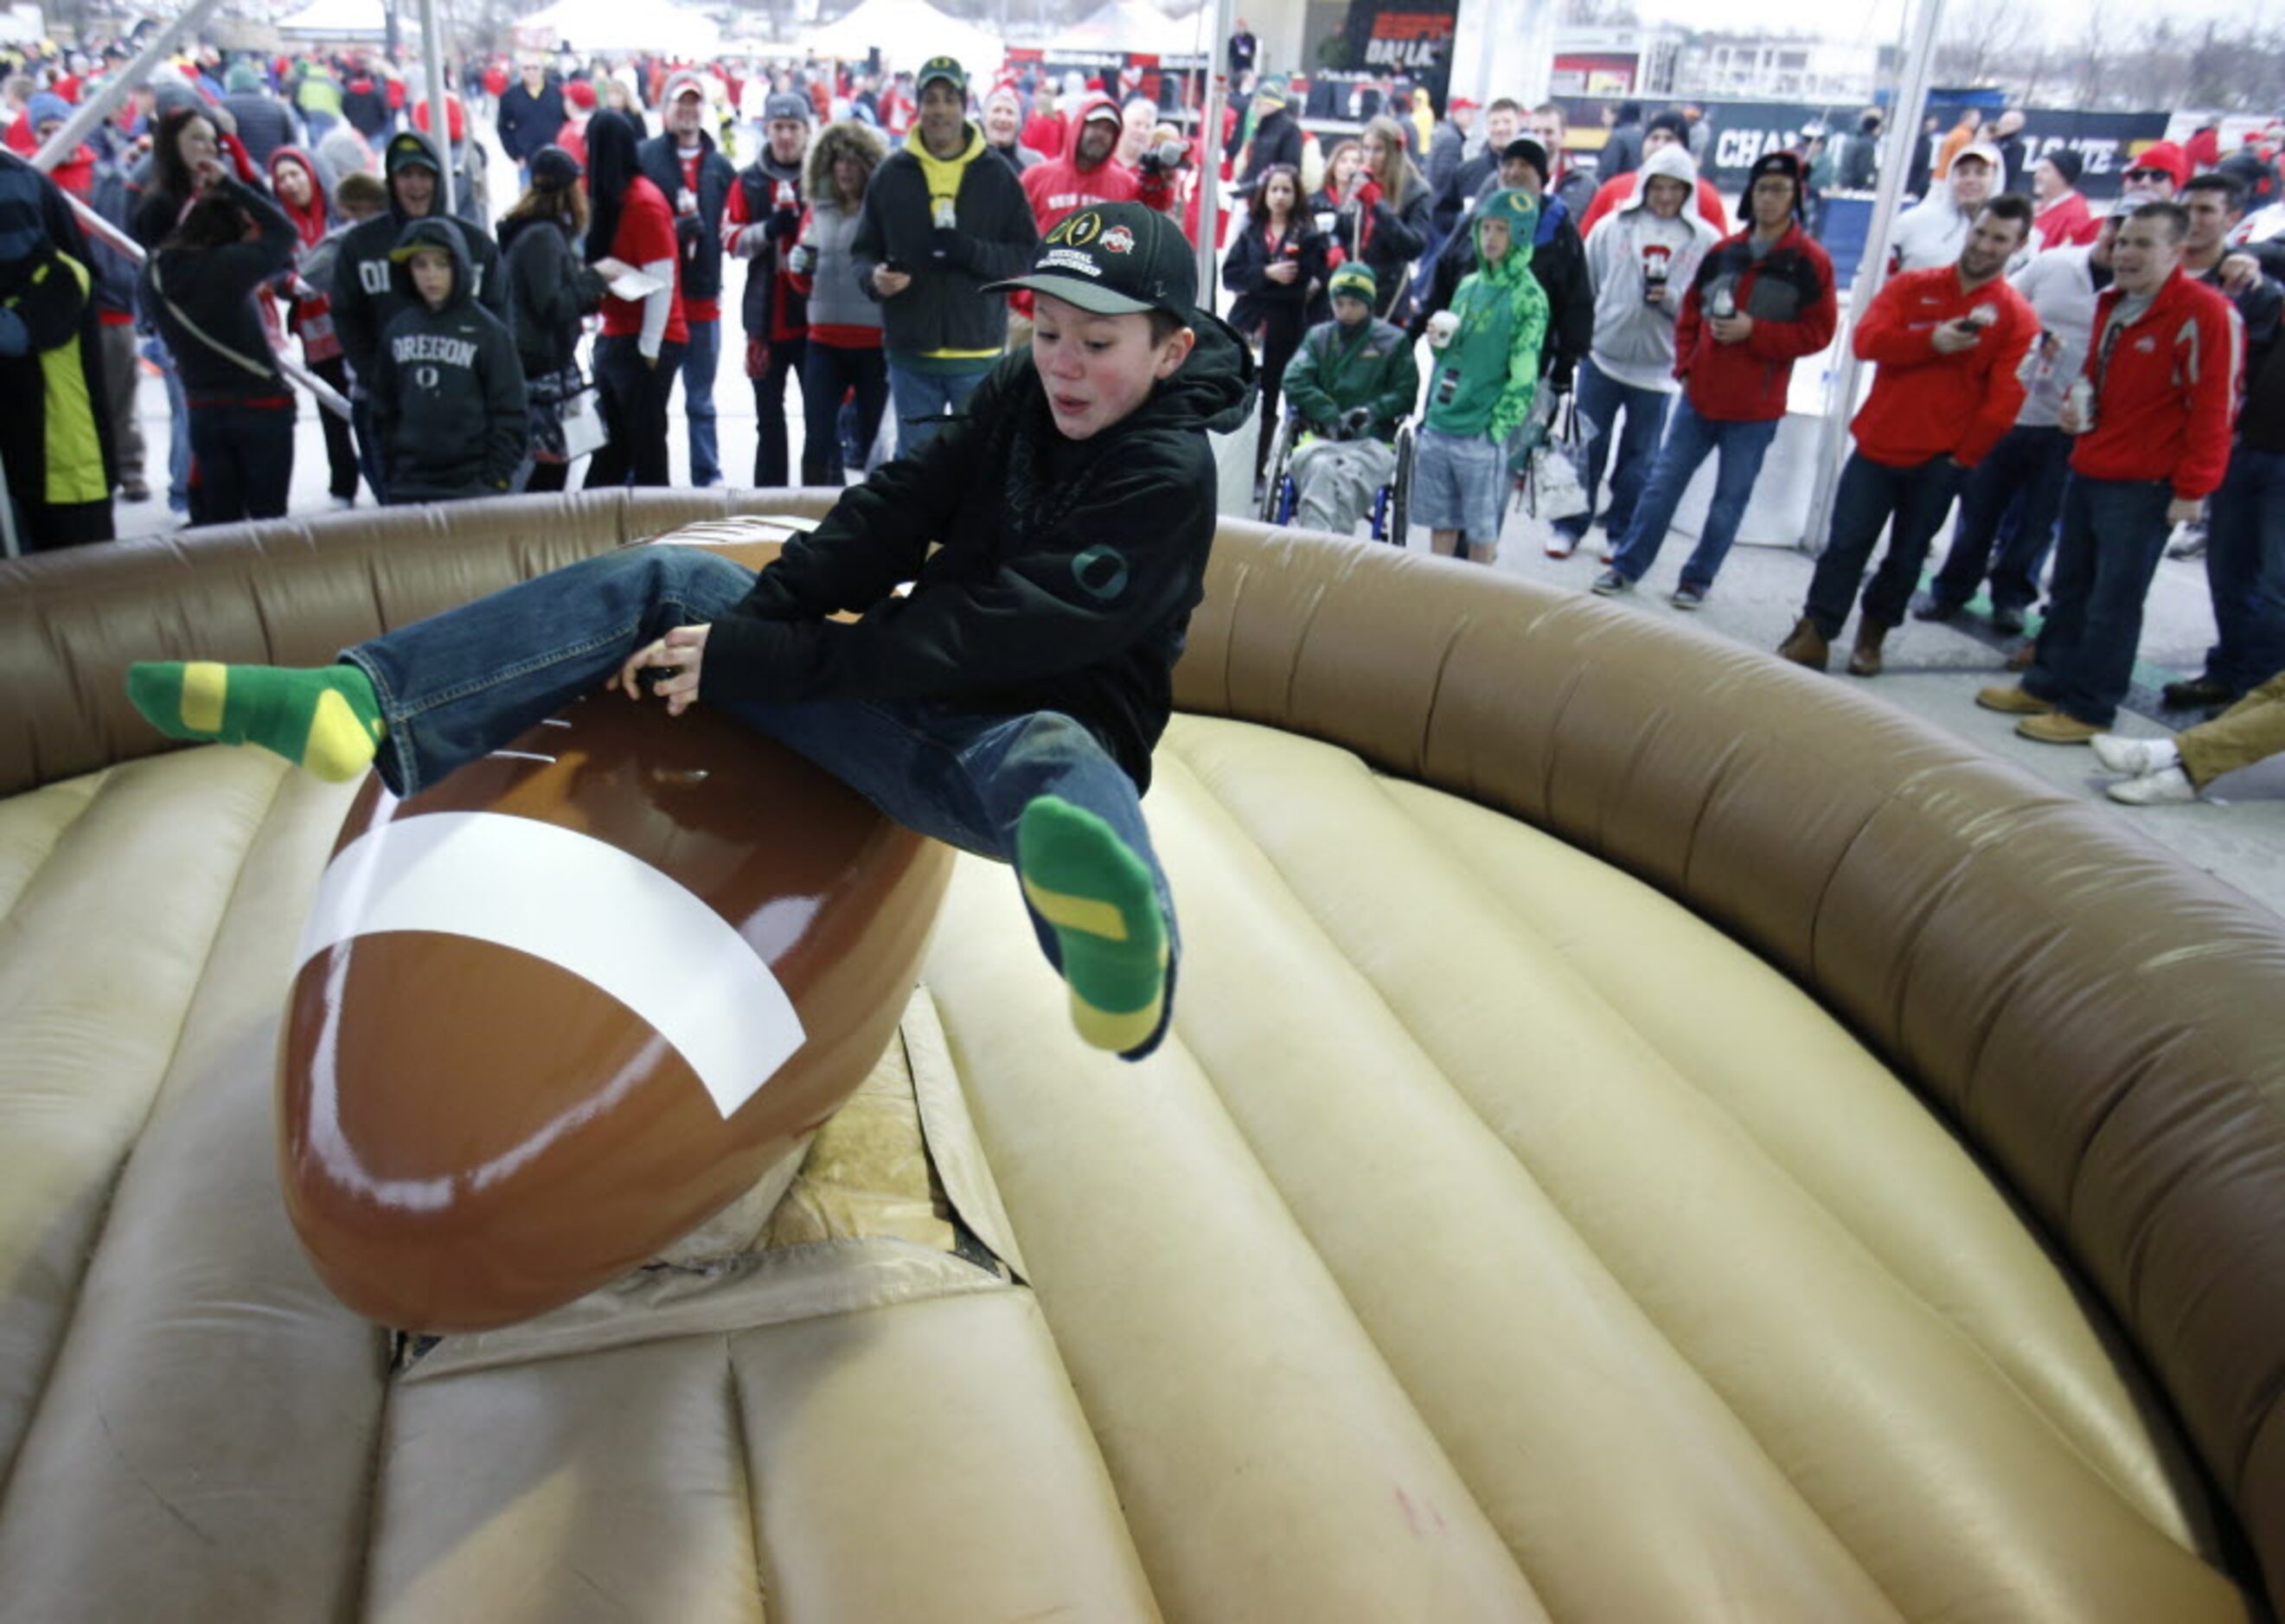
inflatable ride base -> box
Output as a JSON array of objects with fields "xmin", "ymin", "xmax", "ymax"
[{"xmin": 4, "ymin": 501, "xmax": 2282, "ymax": 1623}]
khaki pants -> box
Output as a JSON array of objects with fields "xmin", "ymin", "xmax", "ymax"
[
  {"xmin": 99, "ymin": 322, "xmax": 144, "ymax": 487},
  {"xmin": 2179, "ymin": 668, "xmax": 2285, "ymax": 788}
]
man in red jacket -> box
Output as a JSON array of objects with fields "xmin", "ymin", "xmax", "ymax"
[
  {"xmin": 1021, "ymin": 92, "xmax": 1172, "ymax": 240},
  {"xmin": 1978, "ymin": 201, "xmax": 2243, "ymax": 743},
  {"xmin": 1781, "ymin": 193, "xmax": 2038, "ymax": 675},
  {"xmin": 1594, "ymin": 151, "xmax": 1836, "ymax": 606}
]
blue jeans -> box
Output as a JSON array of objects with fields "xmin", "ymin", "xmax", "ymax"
[
  {"xmin": 1802, "ymin": 451, "xmax": 1966, "ymax": 638},
  {"xmin": 1608, "ymin": 398, "xmax": 1780, "ymax": 593},
  {"xmin": 338, "ymin": 545, "xmax": 1180, "ymax": 1055},
  {"xmin": 1930, "ymin": 423, "xmax": 2071, "ymax": 617},
  {"xmin": 885, "ymin": 355, "xmax": 996, "ymax": 457},
  {"xmin": 2023, "ymin": 475, "xmax": 2173, "ymax": 727},
  {"xmin": 680, "ymin": 317, "xmax": 722, "ymax": 487},
  {"xmin": 350, "ymin": 391, "xmax": 387, "ymax": 504},
  {"xmin": 1555, "ymin": 358, "xmax": 1670, "ymax": 543},
  {"xmin": 157, "ymin": 346, "xmax": 193, "ymax": 514},
  {"xmin": 802, "ymin": 342, "xmax": 888, "ymax": 485},
  {"xmin": 2199, "ymin": 444, "xmax": 2285, "ymax": 696}
]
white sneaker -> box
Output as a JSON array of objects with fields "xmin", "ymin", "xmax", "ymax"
[
  {"xmin": 1545, "ymin": 532, "xmax": 1578, "ymax": 559},
  {"xmin": 2106, "ymin": 766, "xmax": 2197, "ymax": 806},
  {"xmin": 2090, "ymin": 734, "xmax": 2180, "ymax": 777}
]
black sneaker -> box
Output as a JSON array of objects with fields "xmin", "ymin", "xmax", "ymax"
[
  {"xmin": 1989, "ymin": 606, "xmax": 2026, "ymax": 636},
  {"xmin": 1911, "ymin": 595, "xmax": 1962, "ymax": 623},
  {"xmin": 2161, "ymin": 675, "xmax": 2236, "ymax": 709},
  {"xmin": 1591, "ymin": 567, "xmax": 1633, "ymax": 597}
]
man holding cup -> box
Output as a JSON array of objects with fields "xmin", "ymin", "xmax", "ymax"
[
  {"xmin": 1552, "ymin": 144, "xmax": 1717, "ymax": 559},
  {"xmin": 1778, "ymin": 194, "xmax": 2039, "ymax": 675},
  {"xmin": 852, "ymin": 56, "xmax": 1039, "ymax": 453}
]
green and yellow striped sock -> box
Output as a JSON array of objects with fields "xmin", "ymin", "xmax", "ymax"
[
  {"xmin": 126, "ymin": 661, "xmax": 385, "ymax": 783},
  {"xmin": 1016, "ymin": 795, "xmax": 1169, "ymax": 1058}
]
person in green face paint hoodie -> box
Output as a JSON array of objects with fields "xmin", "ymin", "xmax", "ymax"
[{"xmin": 1412, "ymin": 187, "xmax": 1548, "ymax": 565}]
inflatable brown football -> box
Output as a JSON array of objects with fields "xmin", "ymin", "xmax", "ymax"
[{"xmin": 277, "ymin": 529, "xmax": 952, "ymax": 1332}]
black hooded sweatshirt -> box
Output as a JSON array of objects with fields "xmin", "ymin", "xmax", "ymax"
[
  {"xmin": 330, "ymin": 131, "xmax": 509, "ymax": 389},
  {"xmin": 700, "ymin": 311, "xmax": 1258, "ymax": 790},
  {"xmin": 370, "ymin": 217, "xmax": 528, "ymax": 502}
]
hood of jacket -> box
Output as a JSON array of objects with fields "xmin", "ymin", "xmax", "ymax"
[
  {"xmin": 1472, "ymin": 188, "xmax": 1538, "ymax": 284},
  {"xmin": 383, "ymin": 130, "xmax": 448, "ymax": 221},
  {"xmin": 904, "ymin": 120, "xmax": 988, "ymax": 209},
  {"xmin": 268, "ymin": 145, "xmax": 331, "ymax": 239},
  {"xmin": 805, "ymin": 119, "xmax": 886, "ymax": 198},
  {"xmin": 1068, "ymin": 94, "xmax": 1123, "ymax": 174},
  {"xmin": 1131, "ymin": 306, "xmax": 1258, "ymax": 438},
  {"xmin": 387, "ymin": 214, "xmax": 474, "ymax": 311},
  {"xmin": 1618, "ymin": 144, "xmax": 1699, "ymax": 216}
]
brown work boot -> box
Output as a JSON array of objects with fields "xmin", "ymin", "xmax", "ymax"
[
  {"xmin": 1776, "ymin": 616, "xmax": 1829, "ymax": 672},
  {"xmin": 1975, "ymin": 683, "xmax": 2054, "ymax": 716},
  {"xmin": 1847, "ymin": 618, "xmax": 1890, "ymax": 677}
]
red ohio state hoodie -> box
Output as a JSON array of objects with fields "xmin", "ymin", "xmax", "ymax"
[
  {"xmin": 1848, "ymin": 264, "xmax": 2039, "ymax": 468},
  {"xmin": 2070, "ymin": 266, "xmax": 2241, "ymax": 501}
]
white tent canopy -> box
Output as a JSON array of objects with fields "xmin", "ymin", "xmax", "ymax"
[
  {"xmin": 513, "ymin": 0, "xmax": 720, "ymax": 57},
  {"xmin": 277, "ymin": 0, "xmax": 393, "ymax": 42},
  {"xmin": 1045, "ymin": 0, "xmax": 1212, "ymax": 59},
  {"xmin": 797, "ymin": 0, "xmax": 1004, "ymax": 79}
]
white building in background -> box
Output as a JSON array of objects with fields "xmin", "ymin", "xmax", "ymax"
[
  {"xmin": 1679, "ymin": 33, "xmax": 1885, "ymax": 102},
  {"xmin": 1549, "ymin": 24, "xmax": 1887, "ymax": 105}
]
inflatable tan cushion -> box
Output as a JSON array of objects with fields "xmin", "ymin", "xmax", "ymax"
[{"xmin": 1, "ymin": 495, "xmax": 2281, "ymax": 1622}]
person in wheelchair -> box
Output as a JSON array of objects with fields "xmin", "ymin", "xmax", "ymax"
[{"xmin": 1278, "ymin": 265, "xmax": 1420, "ymax": 535}]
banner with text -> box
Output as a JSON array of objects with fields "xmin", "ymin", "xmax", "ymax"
[
  {"xmin": 1560, "ymin": 98, "xmax": 2173, "ymax": 201},
  {"xmin": 1341, "ymin": 1, "xmax": 1457, "ymax": 114}
]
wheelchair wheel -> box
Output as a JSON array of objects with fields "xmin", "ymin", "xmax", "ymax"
[
  {"xmin": 1259, "ymin": 413, "xmax": 1296, "ymax": 524},
  {"xmin": 1386, "ymin": 421, "xmax": 1414, "ymax": 546}
]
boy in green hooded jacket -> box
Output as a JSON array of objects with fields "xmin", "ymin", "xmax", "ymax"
[{"xmin": 1412, "ymin": 188, "xmax": 1548, "ymax": 566}]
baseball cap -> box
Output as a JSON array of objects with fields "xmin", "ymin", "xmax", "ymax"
[
  {"xmin": 763, "ymin": 90, "xmax": 811, "ymax": 124},
  {"xmin": 982, "ymin": 201, "xmax": 1196, "ymax": 318},
  {"xmin": 1328, "ymin": 264, "xmax": 1376, "ymax": 302},
  {"xmin": 1450, "ymin": 96, "xmax": 1478, "ymax": 113},
  {"xmin": 916, "ymin": 55, "xmax": 965, "ymax": 95},
  {"xmin": 564, "ymin": 79, "xmax": 596, "ymax": 110},
  {"xmin": 530, "ymin": 144, "xmax": 582, "ymax": 187},
  {"xmin": 1952, "ymin": 141, "xmax": 2003, "ymax": 170},
  {"xmin": 665, "ymin": 70, "xmax": 706, "ymax": 103}
]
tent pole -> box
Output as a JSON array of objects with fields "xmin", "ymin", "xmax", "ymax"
[
  {"xmin": 1799, "ymin": 0, "xmax": 1948, "ymax": 553},
  {"xmin": 31, "ymin": 0, "xmax": 233, "ymax": 174},
  {"xmin": 1194, "ymin": 0, "xmax": 1233, "ymax": 301},
  {"xmin": 420, "ymin": 0, "xmax": 456, "ymax": 217}
]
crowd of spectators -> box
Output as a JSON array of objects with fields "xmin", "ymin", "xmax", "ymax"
[{"xmin": 3, "ymin": 34, "xmax": 2282, "ymax": 801}]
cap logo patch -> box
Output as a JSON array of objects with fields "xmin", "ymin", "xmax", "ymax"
[
  {"xmin": 1040, "ymin": 248, "xmax": 1104, "ymax": 277},
  {"xmin": 1100, "ymin": 225, "xmax": 1136, "ymax": 254},
  {"xmin": 1046, "ymin": 210, "xmax": 1102, "ymax": 247}
]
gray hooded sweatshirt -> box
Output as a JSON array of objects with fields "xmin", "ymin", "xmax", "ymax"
[{"xmin": 1580, "ymin": 144, "xmax": 1719, "ymax": 393}]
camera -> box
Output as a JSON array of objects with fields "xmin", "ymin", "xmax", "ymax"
[{"xmin": 1138, "ymin": 139, "xmax": 1187, "ymax": 176}]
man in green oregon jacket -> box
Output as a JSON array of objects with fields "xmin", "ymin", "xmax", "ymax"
[{"xmin": 1280, "ymin": 264, "xmax": 1420, "ymax": 536}]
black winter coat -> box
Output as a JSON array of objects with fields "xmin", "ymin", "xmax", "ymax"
[
  {"xmin": 499, "ymin": 213, "xmax": 603, "ymax": 378},
  {"xmin": 699, "ymin": 313, "xmax": 1258, "ymax": 790},
  {"xmin": 496, "ymin": 81, "xmax": 567, "ymax": 163},
  {"xmin": 730, "ymin": 151, "xmax": 805, "ymax": 338},
  {"xmin": 140, "ymin": 176, "xmax": 297, "ymax": 400},
  {"xmin": 1229, "ymin": 107, "xmax": 1303, "ymax": 192},
  {"xmin": 370, "ymin": 217, "xmax": 528, "ymax": 500},
  {"xmin": 850, "ymin": 126, "xmax": 1038, "ymax": 358},
  {"xmin": 330, "ymin": 134, "xmax": 509, "ymax": 387},
  {"xmin": 639, "ymin": 130, "xmax": 736, "ymax": 305},
  {"xmin": 1221, "ymin": 214, "xmax": 1330, "ymax": 335}
]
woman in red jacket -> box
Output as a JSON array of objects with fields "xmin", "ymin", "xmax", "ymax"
[
  {"xmin": 582, "ymin": 109, "xmax": 688, "ymax": 489},
  {"xmin": 269, "ymin": 147, "xmax": 361, "ymax": 507}
]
